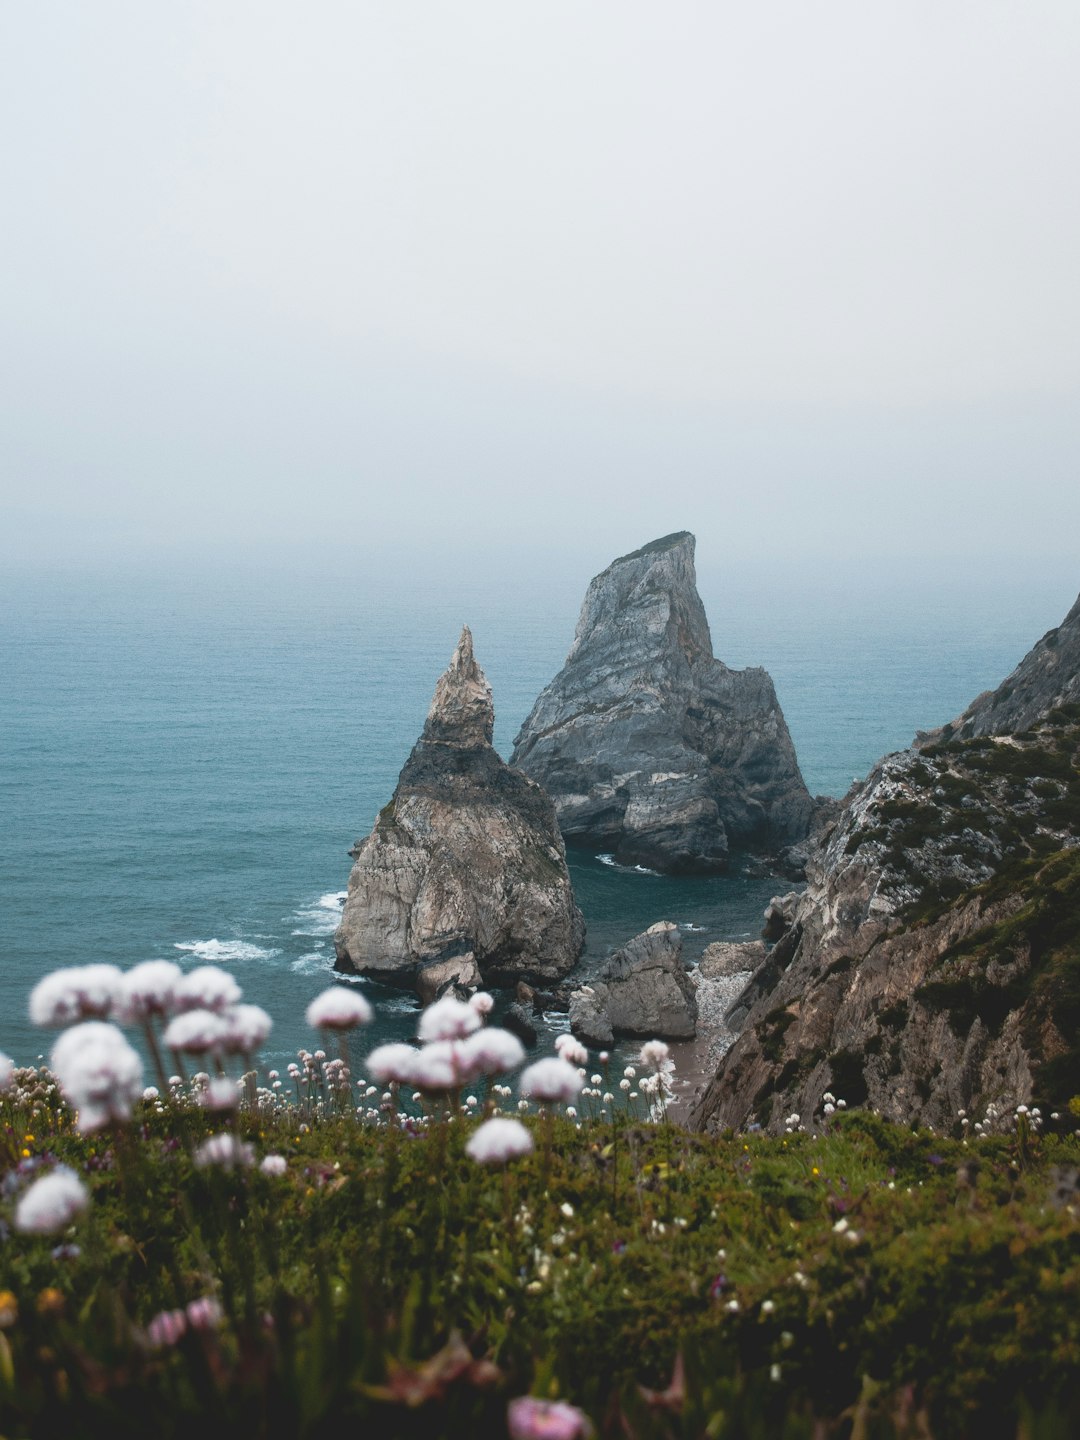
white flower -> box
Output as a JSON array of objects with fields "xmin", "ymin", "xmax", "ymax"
[
  {"xmin": 163, "ymin": 1009, "xmax": 230, "ymax": 1056},
  {"xmin": 260, "ymin": 1154, "xmax": 288, "ymax": 1176},
  {"xmin": 143, "ymin": 1086, "xmax": 160, "ymax": 1101},
  {"xmin": 639, "ymin": 1040, "xmax": 670, "ymax": 1070},
  {"xmin": 619, "ymin": 1078, "xmax": 631, "ymax": 1092},
  {"xmin": 30, "ymin": 966, "xmax": 124, "ymax": 1027},
  {"xmin": 832, "ymin": 1217, "xmax": 849, "ymax": 1234},
  {"xmin": 590, "ymin": 1074, "xmax": 602, "ymax": 1086},
  {"xmin": 194, "ymin": 1133, "xmax": 255, "ymax": 1170},
  {"xmin": 0, "ymin": 1052, "xmax": 13, "ymax": 1093},
  {"xmin": 115, "ymin": 960, "xmax": 183, "ymax": 1022},
  {"xmin": 520, "ymin": 1057, "xmax": 580, "ymax": 1104},
  {"xmin": 410, "ymin": 1041, "xmax": 461, "ymax": 1091},
  {"xmin": 554, "ymin": 1033, "xmax": 589, "ymax": 1067},
  {"xmin": 623, "ymin": 1066, "xmax": 636, "ymax": 1079},
  {"xmin": 560, "ymin": 1201, "xmax": 574, "ymax": 1218},
  {"xmin": 305, "ymin": 987, "xmax": 373, "ymax": 1030},
  {"xmin": 761, "ymin": 1299, "xmax": 775, "ymax": 1315},
  {"xmin": 174, "ymin": 966, "xmax": 242, "ymax": 1014},
  {"xmin": 51, "ymin": 1022, "xmax": 143, "ymax": 1133},
  {"xmin": 417, "ymin": 995, "xmax": 480, "ymax": 1042},
  {"xmin": 15, "ymin": 1167, "xmax": 90, "ymax": 1234},
  {"xmin": 468, "ymin": 991, "xmax": 495, "ymax": 1016},
  {"xmin": 199, "ymin": 1078, "xmax": 241, "ymax": 1112},
  {"xmin": 465, "ymin": 1117, "xmax": 534, "ymax": 1165},
  {"xmin": 459, "ymin": 1027, "xmax": 525, "ymax": 1077},
  {"xmin": 221, "ymin": 1003, "xmax": 273, "ymax": 1054}
]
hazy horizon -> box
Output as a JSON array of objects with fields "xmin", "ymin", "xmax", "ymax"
[{"xmin": 2, "ymin": 4, "xmax": 1079, "ymax": 581}]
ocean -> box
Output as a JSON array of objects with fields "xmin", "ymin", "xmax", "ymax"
[{"xmin": 2, "ymin": 551, "xmax": 1074, "ymax": 1075}]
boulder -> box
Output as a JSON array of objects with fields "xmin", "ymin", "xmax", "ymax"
[
  {"xmin": 416, "ymin": 950, "xmax": 482, "ymax": 1006},
  {"xmin": 503, "ymin": 1001, "xmax": 539, "ymax": 1046},
  {"xmin": 568, "ymin": 985, "xmax": 614, "ymax": 1047},
  {"xmin": 698, "ymin": 940, "xmax": 767, "ymax": 979},
  {"xmin": 569, "ymin": 922, "xmax": 697, "ymax": 1041},
  {"xmin": 334, "ymin": 627, "xmax": 586, "ymax": 993}
]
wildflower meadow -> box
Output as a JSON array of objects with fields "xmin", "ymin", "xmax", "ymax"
[{"xmin": 2, "ymin": 962, "xmax": 1079, "ymax": 1438}]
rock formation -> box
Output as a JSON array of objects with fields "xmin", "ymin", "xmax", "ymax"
[
  {"xmin": 918, "ymin": 590, "xmax": 1080, "ymax": 744},
  {"xmin": 510, "ymin": 532, "xmax": 815, "ymax": 874},
  {"xmin": 690, "ymin": 590, "xmax": 1080, "ymax": 1136},
  {"xmin": 334, "ymin": 627, "xmax": 585, "ymax": 992},
  {"xmin": 568, "ymin": 922, "xmax": 697, "ymax": 1044}
]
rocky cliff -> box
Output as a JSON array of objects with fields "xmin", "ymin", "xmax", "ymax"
[
  {"xmin": 919, "ymin": 590, "xmax": 1080, "ymax": 744},
  {"xmin": 691, "ymin": 593, "xmax": 1080, "ymax": 1136},
  {"xmin": 510, "ymin": 532, "xmax": 814, "ymax": 874},
  {"xmin": 334, "ymin": 627, "xmax": 585, "ymax": 992}
]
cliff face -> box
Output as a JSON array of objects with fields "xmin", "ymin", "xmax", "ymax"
[
  {"xmin": 919, "ymin": 591, "xmax": 1080, "ymax": 745},
  {"xmin": 691, "ymin": 693, "xmax": 1080, "ymax": 1134},
  {"xmin": 510, "ymin": 533, "xmax": 814, "ymax": 874},
  {"xmin": 334, "ymin": 628, "xmax": 586, "ymax": 992}
]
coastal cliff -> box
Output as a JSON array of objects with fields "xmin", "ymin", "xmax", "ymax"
[
  {"xmin": 510, "ymin": 532, "xmax": 814, "ymax": 874},
  {"xmin": 692, "ymin": 588, "xmax": 1080, "ymax": 1135},
  {"xmin": 334, "ymin": 627, "xmax": 585, "ymax": 992}
]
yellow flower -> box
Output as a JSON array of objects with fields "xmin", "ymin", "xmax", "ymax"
[
  {"xmin": 20, "ymin": 1149, "xmax": 31, "ymax": 1159},
  {"xmin": 811, "ymin": 1167, "xmax": 819, "ymax": 1176},
  {"xmin": 0, "ymin": 1291, "xmax": 18, "ymax": 1328},
  {"xmin": 36, "ymin": 1289, "xmax": 65, "ymax": 1318}
]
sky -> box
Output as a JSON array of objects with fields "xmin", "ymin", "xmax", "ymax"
[{"xmin": 2, "ymin": 3, "xmax": 1079, "ymax": 588}]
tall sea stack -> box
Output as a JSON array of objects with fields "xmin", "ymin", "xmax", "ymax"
[
  {"xmin": 334, "ymin": 627, "xmax": 585, "ymax": 994},
  {"xmin": 510, "ymin": 532, "xmax": 813, "ymax": 874}
]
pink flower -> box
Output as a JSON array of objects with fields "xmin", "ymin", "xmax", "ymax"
[
  {"xmin": 163, "ymin": 1008, "xmax": 230, "ymax": 1056},
  {"xmin": 30, "ymin": 966, "xmax": 124, "ymax": 1026},
  {"xmin": 0, "ymin": 1051, "xmax": 13, "ymax": 1093},
  {"xmin": 365, "ymin": 1042, "xmax": 420, "ymax": 1086},
  {"xmin": 185, "ymin": 1296, "xmax": 223, "ymax": 1330},
  {"xmin": 507, "ymin": 1396, "xmax": 593, "ymax": 1439},
  {"xmin": 554, "ymin": 1034, "xmax": 589, "ymax": 1068},
  {"xmin": 146, "ymin": 1308, "xmax": 187, "ymax": 1348},
  {"xmin": 174, "ymin": 966, "xmax": 242, "ymax": 1014},
  {"xmin": 468, "ymin": 991, "xmax": 495, "ymax": 1016},
  {"xmin": 466, "ymin": 1117, "xmax": 533, "ymax": 1165},
  {"xmin": 305, "ymin": 987, "xmax": 373, "ymax": 1030},
  {"xmin": 115, "ymin": 960, "xmax": 183, "ymax": 1022},
  {"xmin": 459, "ymin": 1027, "xmax": 525, "ymax": 1078},
  {"xmin": 14, "ymin": 1167, "xmax": 90, "ymax": 1235},
  {"xmin": 417, "ymin": 995, "xmax": 480, "ymax": 1042},
  {"xmin": 520, "ymin": 1056, "xmax": 580, "ymax": 1105},
  {"xmin": 50, "ymin": 1022, "xmax": 144, "ymax": 1133}
]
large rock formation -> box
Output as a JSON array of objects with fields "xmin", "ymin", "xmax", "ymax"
[
  {"xmin": 510, "ymin": 532, "xmax": 815, "ymax": 874},
  {"xmin": 568, "ymin": 922, "xmax": 698, "ymax": 1043},
  {"xmin": 334, "ymin": 627, "xmax": 585, "ymax": 992},
  {"xmin": 691, "ymin": 589, "xmax": 1080, "ymax": 1136},
  {"xmin": 918, "ymin": 590, "xmax": 1080, "ymax": 745}
]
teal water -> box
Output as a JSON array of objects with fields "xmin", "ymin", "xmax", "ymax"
[{"xmin": 1, "ymin": 557, "xmax": 1073, "ymax": 1073}]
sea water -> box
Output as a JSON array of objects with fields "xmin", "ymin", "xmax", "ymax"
[{"xmin": 1, "ymin": 553, "xmax": 1073, "ymax": 1073}]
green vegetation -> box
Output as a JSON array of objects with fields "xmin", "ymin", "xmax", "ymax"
[{"xmin": 3, "ymin": 1085, "xmax": 1080, "ymax": 1438}]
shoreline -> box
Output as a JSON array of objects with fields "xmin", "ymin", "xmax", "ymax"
[{"xmin": 665, "ymin": 968, "xmax": 753, "ymax": 1123}]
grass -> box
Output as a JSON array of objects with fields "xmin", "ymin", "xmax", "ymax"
[{"xmin": 3, "ymin": 1075, "xmax": 1080, "ymax": 1438}]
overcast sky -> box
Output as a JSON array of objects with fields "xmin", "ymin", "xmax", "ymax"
[{"xmin": 2, "ymin": 3, "xmax": 1078, "ymax": 584}]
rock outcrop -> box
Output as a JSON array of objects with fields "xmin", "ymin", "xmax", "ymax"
[
  {"xmin": 691, "ymin": 698, "xmax": 1080, "ymax": 1135},
  {"xmin": 918, "ymin": 590, "xmax": 1080, "ymax": 745},
  {"xmin": 510, "ymin": 532, "xmax": 815, "ymax": 874},
  {"xmin": 698, "ymin": 940, "xmax": 767, "ymax": 980},
  {"xmin": 334, "ymin": 627, "xmax": 586, "ymax": 991},
  {"xmin": 568, "ymin": 922, "xmax": 697, "ymax": 1041}
]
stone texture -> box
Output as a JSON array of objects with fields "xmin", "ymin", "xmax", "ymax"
[
  {"xmin": 568, "ymin": 986, "xmax": 614, "ymax": 1047},
  {"xmin": 334, "ymin": 627, "xmax": 586, "ymax": 992},
  {"xmin": 416, "ymin": 950, "xmax": 482, "ymax": 1007},
  {"xmin": 691, "ymin": 707, "xmax": 1080, "ymax": 1136},
  {"xmin": 918, "ymin": 590, "xmax": 1080, "ymax": 746},
  {"xmin": 698, "ymin": 940, "xmax": 766, "ymax": 980},
  {"xmin": 510, "ymin": 532, "xmax": 815, "ymax": 874},
  {"xmin": 569, "ymin": 922, "xmax": 698, "ymax": 1040}
]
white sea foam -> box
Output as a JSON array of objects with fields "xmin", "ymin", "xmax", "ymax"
[
  {"xmin": 290, "ymin": 953, "xmax": 332, "ymax": 976},
  {"xmin": 680, "ymin": 923, "xmax": 708, "ymax": 933},
  {"xmin": 174, "ymin": 940, "xmax": 279, "ymax": 965},
  {"xmin": 595, "ymin": 853, "xmax": 661, "ymax": 878},
  {"xmin": 290, "ymin": 891, "xmax": 348, "ymax": 936}
]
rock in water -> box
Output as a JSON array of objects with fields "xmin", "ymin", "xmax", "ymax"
[
  {"xmin": 510, "ymin": 532, "xmax": 813, "ymax": 873},
  {"xmin": 569, "ymin": 922, "xmax": 698, "ymax": 1040},
  {"xmin": 334, "ymin": 627, "xmax": 586, "ymax": 991}
]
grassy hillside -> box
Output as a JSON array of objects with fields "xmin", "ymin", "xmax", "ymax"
[{"xmin": 2, "ymin": 1073, "xmax": 1080, "ymax": 1438}]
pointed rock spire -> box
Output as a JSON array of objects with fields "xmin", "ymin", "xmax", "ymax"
[{"xmin": 423, "ymin": 625, "xmax": 495, "ymax": 749}]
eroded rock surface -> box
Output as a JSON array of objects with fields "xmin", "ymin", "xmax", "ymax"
[
  {"xmin": 691, "ymin": 703, "xmax": 1080, "ymax": 1135},
  {"xmin": 510, "ymin": 532, "xmax": 815, "ymax": 874},
  {"xmin": 569, "ymin": 922, "xmax": 697, "ymax": 1040},
  {"xmin": 334, "ymin": 627, "xmax": 585, "ymax": 992}
]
